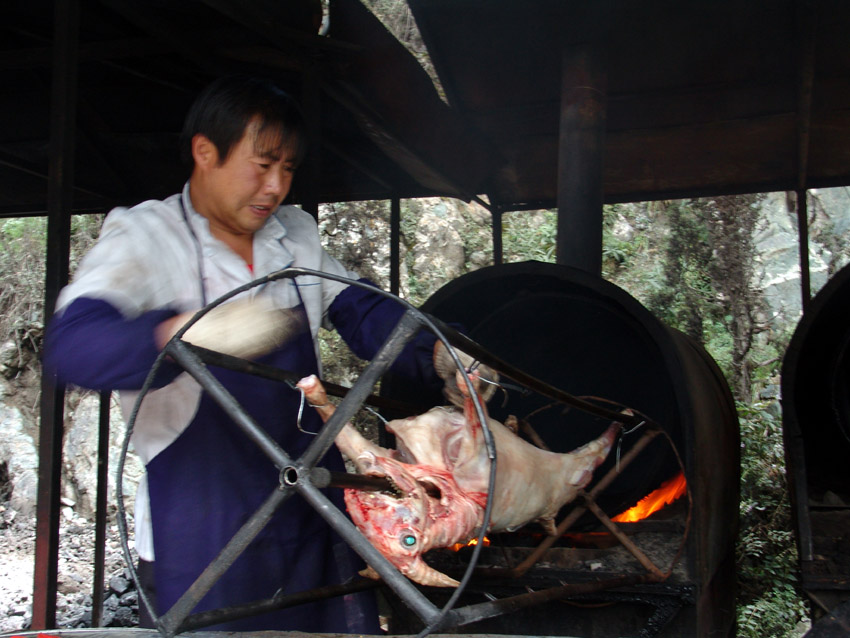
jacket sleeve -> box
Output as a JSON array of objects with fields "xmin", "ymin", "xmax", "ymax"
[
  {"xmin": 44, "ymin": 297, "xmax": 183, "ymax": 391},
  {"xmin": 327, "ymin": 279, "xmax": 441, "ymax": 390}
]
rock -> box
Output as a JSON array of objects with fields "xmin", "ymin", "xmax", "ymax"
[
  {"xmin": 57, "ymin": 577, "xmax": 82, "ymax": 595},
  {"xmin": 109, "ymin": 575, "xmax": 130, "ymax": 595},
  {"xmin": 119, "ymin": 590, "xmax": 138, "ymax": 606},
  {"xmin": 110, "ymin": 606, "xmax": 135, "ymax": 627},
  {"xmin": 104, "ymin": 593, "xmax": 120, "ymax": 611},
  {"xmin": 0, "ymin": 402, "xmax": 38, "ymax": 516},
  {"xmin": 823, "ymin": 491, "xmax": 847, "ymax": 507},
  {"xmin": 79, "ymin": 610, "xmax": 94, "ymax": 627},
  {"xmin": 62, "ymin": 391, "xmax": 145, "ymax": 519},
  {"xmin": 0, "ymin": 341, "xmax": 30, "ymax": 379}
]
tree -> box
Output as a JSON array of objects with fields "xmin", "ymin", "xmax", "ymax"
[
  {"xmin": 695, "ymin": 194, "xmax": 766, "ymax": 400},
  {"xmin": 646, "ymin": 195, "xmax": 766, "ymax": 401}
]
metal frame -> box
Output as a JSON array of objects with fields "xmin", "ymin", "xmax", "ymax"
[
  {"xmin": 110, "ymin": 267, "xmax": 661, "ymax": 637},
  {"xmin": 115, "ymin": 269, "xmax": 497, "ymax": 637}
]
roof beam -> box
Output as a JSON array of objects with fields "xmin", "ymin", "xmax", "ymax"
[
  {"xmin": 96, "ymin": 0, "xmax": 226, "ymax": 75},
  {"xmin": 199, "ymin": 0, "xmax": 360, "ymax": 54},
  {"xmin": 322, "ymin": 78, "xmax": 474, "ymax": 200}
]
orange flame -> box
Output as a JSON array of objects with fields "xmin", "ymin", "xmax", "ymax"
[
  {"xmin": 450, "ymin": 536, "xmax": 490, "ymax": 552},
  {"xmin": 611, "ymin": 472, "xmax": 687, "ymax": 523}
]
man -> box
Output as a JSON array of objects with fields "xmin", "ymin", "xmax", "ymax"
[{"xmin": 45, "ymin": 76, "xmax": 437, "ymax": 632}]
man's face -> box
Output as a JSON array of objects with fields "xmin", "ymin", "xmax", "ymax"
[{"xmin": 193, "ymin": 119, "xmax": 298, "ymax": 238}]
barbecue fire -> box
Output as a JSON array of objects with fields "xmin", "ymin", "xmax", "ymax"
[
  {"xmin": 450, "ymin": 537, "xmax": 490, "ymax": 552},
  {"xmin": 611, "ymin": 471, "xmax": 687, "ymax": 523}
]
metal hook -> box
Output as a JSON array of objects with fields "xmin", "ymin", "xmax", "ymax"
[
  {"xmin": 294, "ymin": 386, "xmax": 320, "ymax": 436},
  {"xmin": 616, "ymin": 419, "xmax": 646, "ymax": 472},
  {"xmin": 363, "ymin": 404, "xmax": 388, "ymax": 425}
]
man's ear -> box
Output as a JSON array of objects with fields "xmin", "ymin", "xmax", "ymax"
[{"xmin": 192, "ymin": 134, "xmax": 219, "ymax": 169}]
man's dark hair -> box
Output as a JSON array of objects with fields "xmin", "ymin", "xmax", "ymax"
[{"xmin": 180, "ymin": 75, "xmax": 306, "ymax": 167}]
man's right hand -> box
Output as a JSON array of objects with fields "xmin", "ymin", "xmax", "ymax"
[{"xmin": 155, "ymin": 297, "xmax": 305, "ymax": 360}]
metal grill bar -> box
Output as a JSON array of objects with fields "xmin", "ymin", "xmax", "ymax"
[
  {"xmin": 169, "ymin": 339, "xmax": 294, "ymax": 470},
  {"xmin": 300, "ymin": 309, "xmax": 424, "ymax": 468},
  {"xmin": 176, "ymin": 578, "xmax": 380, "ymax": 632}
]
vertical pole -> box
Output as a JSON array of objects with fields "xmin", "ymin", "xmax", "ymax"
[
  {"xmin": 796, "ymin": 190, "xmax": 811, "ymax": 312},
  {"xmin": 91, "ymin": 390, "xmax": 111, "ymax": 627},
  {"xmin": 32, "ymin": 0, "xmax": 79, "ymax": 628},
  {"xmin": 390, "ymin": 197, "xmax": 401, "ymax": 295},
  {"xmin": 492, "ymin": 206, "xmax": 503, "ymax": 266},
  {"xmin": 300, "ymin": 66, "xmax": 321, "ymax": 219},
  {"xmin": 795, "ymin": 0, "xmax": 817, "ymax": 312},
  {"xmin": 555, "ymin": 42, "xmax": 607, "ymax": 274}
]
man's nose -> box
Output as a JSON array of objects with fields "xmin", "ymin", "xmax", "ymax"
[{"xmin": 264, "ymin": 168, "xmax": 288, "ymax": 196}]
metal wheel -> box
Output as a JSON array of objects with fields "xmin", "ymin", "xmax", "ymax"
[{"xmin": 115, "ymin": 268, "xmax": 496, "ymax": 638}]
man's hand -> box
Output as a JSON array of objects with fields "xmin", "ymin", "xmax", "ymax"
[
  {"xmin": 433, "ymin": 341, "xmax": 499, "ymax": 408},
  {"xmin": 155, "ymin": 297, "xmax": 305, "ymax": 359},
  {"xmin": 155, "ymin": 312, "xmax": 195, "ymax": 350}
]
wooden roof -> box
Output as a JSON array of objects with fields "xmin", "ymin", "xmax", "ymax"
[
  {"xmin": 1, "ymin": 0, "xmax": 848, "ymax": 217},
  {"xmin": 0, "ymin": 0, "xmax": 491, "ymax": 217},
  {"xmin": 408, "ymin": 0, "xmax": 850, "ymax": 209}
]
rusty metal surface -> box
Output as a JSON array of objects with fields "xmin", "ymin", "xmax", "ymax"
[
  {"xmin": 782, "ymin": 258, "xmax": 850, "ymax": 617},
  {"xmin": 381, "ymin": 262, "xmax": 740, "ymax": 637}
]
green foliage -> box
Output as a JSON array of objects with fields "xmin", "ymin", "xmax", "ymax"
[
  {"xmin": 600, "ymin": 197, "xmax": 805, "ymax": 631},
  {"xmin": 737, "ymin": 584, "xmax": 808, "ymax": 638},
  {"xmin": 502, "ymin": 210, "xmax": 557, "ymax": 263},
  {"xmin": 602, "ymin": 203, "xmax": 648, "ymax": 275},
  {"xmin": 0, "ymin": 218, "xmax": 47, "ymax": 357},
  {"xmin": 736, "ymin": 401, "xmax": 808, "ymax": 637},
  {"xmin": 0, "ymin": 214, "xmax": 103, "ymax": 368},
  {"xmin": 398, "ymin": 198, "xmax": 437, "ymax": 305}
]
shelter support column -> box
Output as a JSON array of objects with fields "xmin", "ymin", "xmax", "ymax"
[
  {"xmin": 492, "ymin": 205, "xmax": 503, "ymax": 266},
  {"xmin": 33, "ymin": 0, "xmax": 79, "ymax": 628},
  {"xmin": 391, "ymin": 197, "xmax": 401, "ymax": 295},
  {"xmin": 795, "ymin": 0, "xmax": 817, "ymax": 312},
  {"xmin": 300, "ymin": 65, "xmax": 322, "ymax": 218},
  {"xmin": 556, "ymin": 43, "xmax": 607, "ymax": 274}
]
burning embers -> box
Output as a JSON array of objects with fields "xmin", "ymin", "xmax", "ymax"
[
  {"xmin": 447, "ymin": 471, "xmax": 687, "ymax": 552},
  {"xmin": 612, "ymin": 471, "xmax": 688, "ymax": 523},
  {"xmin": 450, "ymin": 536, "xmax": 491, "ymax": 552}
]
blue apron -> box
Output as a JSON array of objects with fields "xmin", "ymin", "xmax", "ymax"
[{"xmin": 146, "ymin": 302, "xmax": 379, "ymax": 632}]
